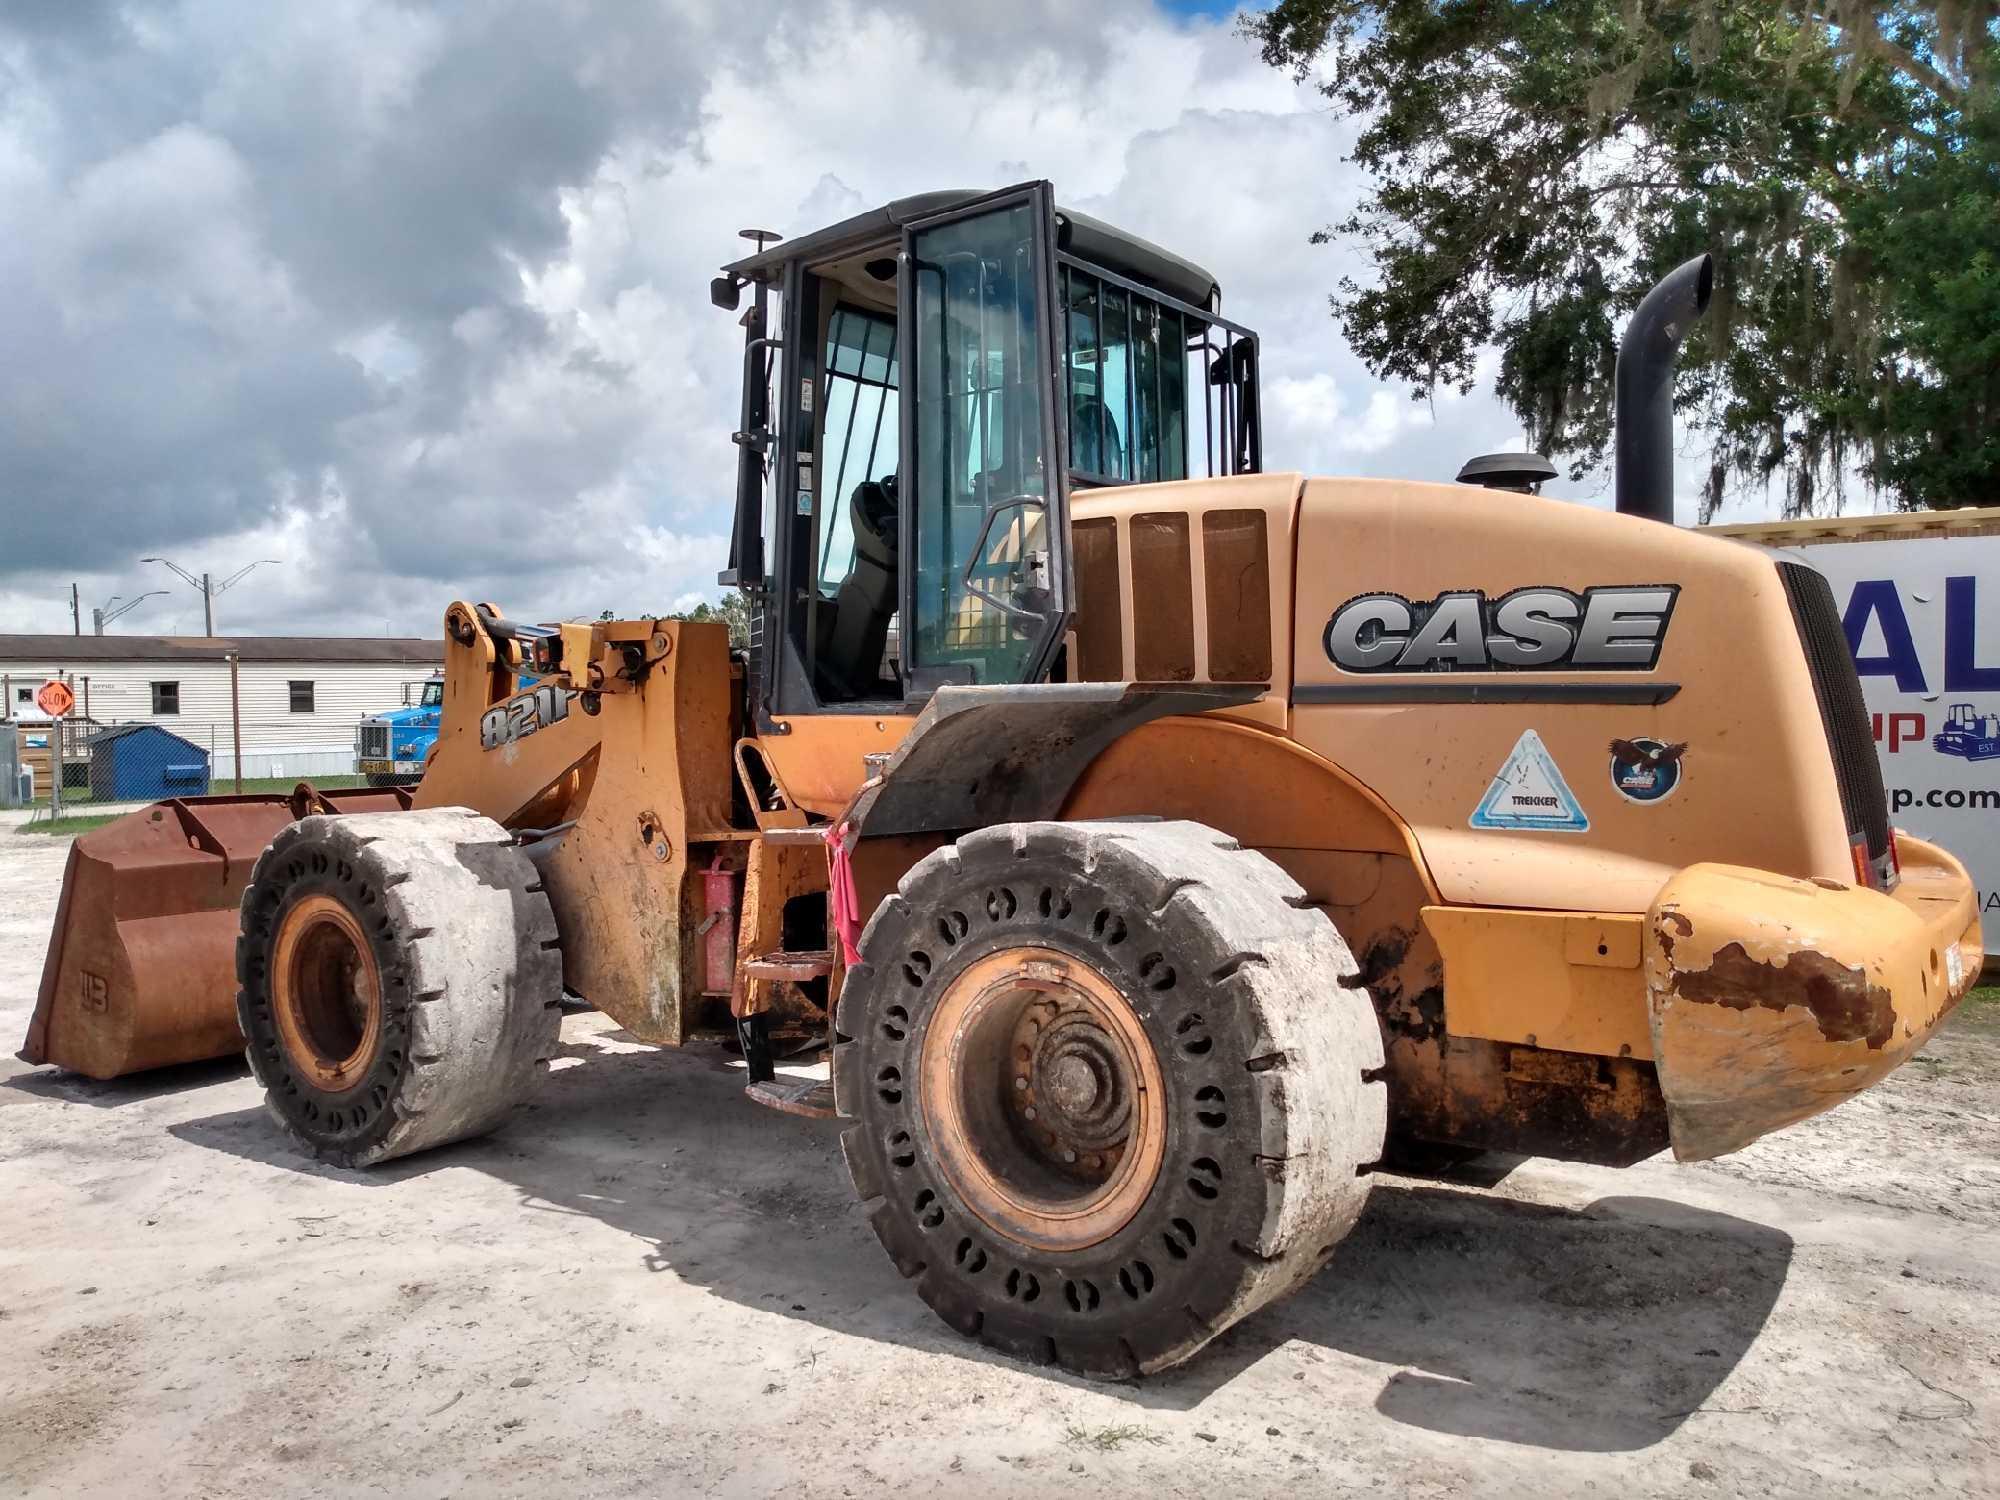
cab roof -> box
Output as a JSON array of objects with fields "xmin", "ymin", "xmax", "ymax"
[{"xmin": 719, "ymin": 185, "xmax": 1221, "ymax": 311}]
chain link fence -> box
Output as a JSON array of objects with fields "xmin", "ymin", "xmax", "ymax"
[{"xmin": 20, "ymin": 717, "xmax": 371, "ymax": 817}]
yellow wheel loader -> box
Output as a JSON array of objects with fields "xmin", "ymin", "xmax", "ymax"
[{"xmin": 21, "ymin": 183, "xmax": 1979, "ymax": 1377}]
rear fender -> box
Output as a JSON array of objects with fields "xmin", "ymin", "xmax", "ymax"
[{"xmin": 1647, "ymin": 835, "xmax": 1979, "ymax": 1161}]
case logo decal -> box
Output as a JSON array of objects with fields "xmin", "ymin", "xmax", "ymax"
[
  {"xmin": 1608, "ymin": 737, "xmax": 1687, "ymax": 803},
  {"xmin": 1470, "ymin": 729, "xmax": 1591, "ymax": 832},
  {"xmin": 1325, "ymin": 586, "xmax": 1678, "ymax": 673}
]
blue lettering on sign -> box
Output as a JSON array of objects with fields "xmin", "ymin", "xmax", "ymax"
[
  {"xmin": 1944, "ymin": 575, "xmax": 2000, "ymax": 692},
  {"xmin": 1840, "ymin": 573, "xmax": 2000, "ymax": 695},
  {"xmin": 1842, "ymin": 578, "xmax": 1927, "ymax": 691}
]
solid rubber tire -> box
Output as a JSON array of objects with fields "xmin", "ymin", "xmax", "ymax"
[
  {"xmin": 236, "ymin": 806, "xmax": 561, "ymax": 1168},
  {"xmin": 834, "ymin": 819, "xmax": 1386, "ymax": 1377}
]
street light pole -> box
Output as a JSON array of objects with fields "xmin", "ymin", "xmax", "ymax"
[
  {"xmin": 93, "ymin": 591, "xmax": 168, "ymax": 635},
  {"xmin": 141, "ymin": 558, "xmax": 277, "ymax": 636}
]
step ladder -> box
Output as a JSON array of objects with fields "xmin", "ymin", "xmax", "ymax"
[{"xmin": 737, "ymin": 947, "xmax": 838, "ymax": 1120}]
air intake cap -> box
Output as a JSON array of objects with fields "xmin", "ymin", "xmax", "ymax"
[{"xmin": 1456, "ymin": 452, "xmax": 1558, "ymax": 494}]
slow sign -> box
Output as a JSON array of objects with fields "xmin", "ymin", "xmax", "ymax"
[{"xmin": 34, "ymin": 679, "xmax": 74, "ymax": 718}]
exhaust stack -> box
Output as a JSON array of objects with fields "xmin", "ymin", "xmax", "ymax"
[{"xmin": 1613, "ymin": 254, "xmax": 1714, "ymax": 524}]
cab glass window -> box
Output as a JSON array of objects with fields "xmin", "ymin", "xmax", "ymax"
[
  {"xmin": 1064, "ymin": 267, "xmax": 1188, "ymax": 485},
  {"xmin": 908, "ymin": 201, "xmax": 1052, "ymax": 684},
  {"xmin": 818, "ymin": 304, "xmax": 900, "ymax": 593}
]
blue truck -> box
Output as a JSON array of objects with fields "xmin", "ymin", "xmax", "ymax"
[{"xmin": 355, "ymin": 675, "xmax": 443, "ymax": 786}]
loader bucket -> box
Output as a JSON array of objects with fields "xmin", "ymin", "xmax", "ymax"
[{"xmin": 18, "ymin": 788, "xmax": 413, "ymax": 1080}]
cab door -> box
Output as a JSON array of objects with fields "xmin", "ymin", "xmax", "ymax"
[{"xmin": 897, "ymin": 184, "xmax": 1073, "ymax": 695}]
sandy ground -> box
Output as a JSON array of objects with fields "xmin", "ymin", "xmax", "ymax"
[{"xmin": 2, "ymin": 815, "xmax": 1997, "ymax": 1498}]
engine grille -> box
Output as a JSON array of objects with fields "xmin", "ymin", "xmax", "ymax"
[
  {"xmin": 1777, "ymin": 561, "xmax": 1891, "ymax": 872},
  {"xmin": 358, "ymin": 724, "xmax": 390, "ymax": 760}
]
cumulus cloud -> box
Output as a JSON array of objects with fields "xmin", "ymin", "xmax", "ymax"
[{"xmin": 0, "ymin": 0, "xmax": 1549, "ymax": 639}]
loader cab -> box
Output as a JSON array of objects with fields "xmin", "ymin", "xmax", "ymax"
[{"xmin": 714, "ymin": 182, "xmax": 1262, "ymax": 721}]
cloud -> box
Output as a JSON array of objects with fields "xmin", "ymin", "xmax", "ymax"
[{"xmin": 0, "ymin": 0, "xmax": 1574, "ymax": 640}]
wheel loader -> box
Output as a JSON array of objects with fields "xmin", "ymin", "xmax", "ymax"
[{"xmin": 21, "ymin": 183, "xmax": 1980, "ymax": 1377}]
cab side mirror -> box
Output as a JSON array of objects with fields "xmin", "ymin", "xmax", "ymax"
[{"xmin": 710, "ymin": 275, "xmax": 742, "ymax": 311}]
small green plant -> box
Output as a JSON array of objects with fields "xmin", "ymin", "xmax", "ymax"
[{"xmin": 1062, "ymin": 1424, "xmax": 1165, "ymax": 1452}]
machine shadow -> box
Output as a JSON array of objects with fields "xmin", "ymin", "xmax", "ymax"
[
  {"xmin": 1227, "ymin": 1184, "xmax": 1792, "ymax": 1449},
  {"xmin": 169, "ymin": 1034, "xmax": 1792, "ymax": 1447},
  {"xmin": 6, "ymin": 1052, "xmax": 248, "ymax": 1108}
]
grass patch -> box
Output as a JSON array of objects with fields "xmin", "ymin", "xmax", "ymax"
[
  {"xmin": 1062, "ymin": 1424, "xmax": 1165, "ymax": 1452},
  {"xmin": 29, "ymin": 772, "xmax": 370, "ymax": 808},
  {"xmin": 1951, "ymin": 984, "xmax": 2000, "ymax": 1037},
  {"xmin": 225, "ymin": 775, "xmax": 371, "ymax": 795},
  {"xmin": 22, "ymin": 814, "xmax": 125, "ymax": 836}
]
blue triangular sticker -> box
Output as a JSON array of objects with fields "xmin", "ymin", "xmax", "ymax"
[{"xmin": 1470, "ymin": 729, "xmax": 1590, "ymax": 833}]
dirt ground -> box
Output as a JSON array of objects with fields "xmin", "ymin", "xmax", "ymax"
[{"xmin": 2, "ymin": 816, "xmax": 1997, "ymax": 1498}]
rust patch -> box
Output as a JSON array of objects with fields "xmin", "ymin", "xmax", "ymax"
[
  {"xmin": 1657, "ymin": 907, "xmax": 1693, "ymax": 960},
  {"xmin": 1676, "ymin": 942, "xmax": 1896, "ymax": 1049}
]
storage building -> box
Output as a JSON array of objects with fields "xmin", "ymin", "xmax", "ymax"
[{"xmin": 0, "ymin": 635, "xmax": 444, "ymax": 783}]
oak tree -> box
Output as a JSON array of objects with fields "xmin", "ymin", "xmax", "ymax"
[{"xmin": 1247, "ymin": 2, "xmax": 1998, "ymax": 516}]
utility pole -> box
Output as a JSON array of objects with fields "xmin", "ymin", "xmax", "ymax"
[
  {"xmin": 227, "ymin": 651, "xmax": 244, "ymax": 794},
  {"xmin": 201, "ymin": 573, "xmax": 213, "ymax": 637},
  {"xmin": 70, "ymin": 584, "xmax": 80, "ymax": 636}
]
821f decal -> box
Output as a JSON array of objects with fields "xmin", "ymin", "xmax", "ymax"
[
  {"xmin": 480, "ymin": 682, "xmax": 572, "ymax": 750},
  {"xmin": 1323, "ymin": 585, "xmax": 1679, "ymax": 674}
]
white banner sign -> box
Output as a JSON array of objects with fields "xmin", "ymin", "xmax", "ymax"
[{"xmin": 1790, "ymin": 534, "xmax": 2000, "ymax": 948}]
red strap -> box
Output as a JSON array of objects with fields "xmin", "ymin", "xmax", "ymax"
[{"xmin": 827, "ymin": 820, "xmax": 863, "ymax": 966}]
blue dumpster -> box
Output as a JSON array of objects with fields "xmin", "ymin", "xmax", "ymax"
[{"xmin": 85, "ymin": 724, "xmax": 212, "ymax": 801}]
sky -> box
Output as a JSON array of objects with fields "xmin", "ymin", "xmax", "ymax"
[{"xmin": 0, "ymin": 0, "xmax": 1793, "ymax": 641}]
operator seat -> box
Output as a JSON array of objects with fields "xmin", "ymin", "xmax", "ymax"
[{"xmin": 822, "ymin": 475, "xmax": 900, "ymax": 697}]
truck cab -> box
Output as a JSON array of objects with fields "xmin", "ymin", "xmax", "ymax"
[{"xmin": 355, "ymin": 675, "xmax": 443, "ymax": 786}]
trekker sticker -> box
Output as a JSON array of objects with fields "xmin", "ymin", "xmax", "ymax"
[
  {"xmin": 1470, "ymin": 729, "xmax": 1591, "ymax": 832},
  {"xmin": 1324, "ymin": 585, "xmax": 1678, "ymax": 673},
  {"xmin": 1608, "ymin": 736, "xmax": 1687, "ymax": 804}
]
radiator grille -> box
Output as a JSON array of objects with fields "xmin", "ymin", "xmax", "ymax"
[
  {"xmin": 358, "ymin": 724, "xmax": 390, "ymax": 760},
  {"xmin": 1068, "ymin": 506, "xmax": 1274, "ymax": 684},
  {"xmin": 1778, "ymin": 561, "xmax": 1890, "ymax": 869},
  {"xmin": 1130, "ymin": 511, "xmax": 1195, "ymax": 681}
]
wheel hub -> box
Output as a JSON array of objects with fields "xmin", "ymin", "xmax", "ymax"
[
  {"xmin": 1027, "ymin": 1015, "xmax": 1133, "ymax": 1155},
  {"xmin": 919, "ymin": 946, "xmax": 1166, "ymax": 1253},
  {"xmin": 270, "ymin": 894, "xmax": 382, "ymax": 1093}
]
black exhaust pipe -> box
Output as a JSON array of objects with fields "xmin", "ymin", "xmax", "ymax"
[{"xmin": 1613, "ymin": 253, "xmax": 1714, "ymax": 524}]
